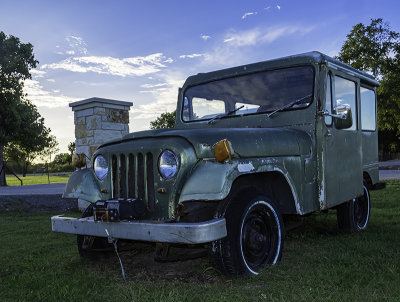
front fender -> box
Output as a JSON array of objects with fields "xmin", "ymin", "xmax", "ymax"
[
  {"xmin": 179, "ymin": 158, "xmax": 301, "ymax": 211},
  {"xmin": 63, "ymin": 168, "xmax": 102, "ymax": 202}
]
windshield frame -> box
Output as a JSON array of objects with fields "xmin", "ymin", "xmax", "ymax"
[{"xmin": 181, "ymin": 64, "xmax": 315, "ymax": 123}]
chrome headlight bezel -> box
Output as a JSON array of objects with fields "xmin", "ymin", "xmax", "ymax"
[
  {"xmin": 158, "ymin": 150, "xmax": 179, "ymax": 179},
  {"xmin": 93, "ymin": 155, "xmax": 109, "ymax": 180}
]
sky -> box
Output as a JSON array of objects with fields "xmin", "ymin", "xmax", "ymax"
[{"xmin": 1, "ymin": 0, "xmax": 400, "ymax": 154}]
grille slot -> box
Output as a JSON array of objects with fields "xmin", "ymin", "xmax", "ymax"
[
  {"xmin": 119, "ymin": 154, "xmax": 127, "ymax": 197},
  {"xmin": 146, "ymin": 153, "xmax": 155, "ymax": 211},
  {"xmin": 137, "ymin": 153, "xmax": 145, "ymax": 200},
  {"xmin": 111, "ymin": 152, "xmax": 156, "ymax": 211},
  {"xmin": 128, "ymin": 154, "xmax": 135, "ymax": 198},
  {"xmin": 112, "ymin": 155, "xmax": 118, "ymax": 198}
]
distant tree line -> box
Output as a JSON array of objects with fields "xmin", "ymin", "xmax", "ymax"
[
  {"xmin": 4, "ymin": 142, "xmax": 76, "ymax": 175},
  {"xmin": 150, "ymin": 110, "xmax": 176, "ymax": 129}
]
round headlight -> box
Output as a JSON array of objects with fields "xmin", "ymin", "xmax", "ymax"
[
  {"xmin": 94, "ymin": 155, "xmax": 108, "ymax": 180},
  {"xmin": 158, "ymin": 150, "xmax": 179, "ymax": 179}
]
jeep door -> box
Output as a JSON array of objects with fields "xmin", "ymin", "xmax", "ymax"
[{"xmin": 321, "ymin": 70, "xmax": 363, "ymax": 208}]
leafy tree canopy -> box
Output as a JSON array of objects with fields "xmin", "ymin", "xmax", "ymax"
[
  {"xmin": 337, "ymin": 18, "xmax": 400, "ymax": 154},
  {"xmin": 150, "ymin": 110, "xmax": 176, "ymax": 129},
  {"xmin": 337, "ymin": 18, "xmax": 399, "ymax": 78},
  {"xmin": 0, "ymin": 31, "xmax": 56, "ymax": 184},
  {"xmin": 0, "ymin": 31, "xmax": 38, "ymax": 146},
  {"xmin": 68, "ymin": 141, "xmax": 76, "ymax": 156}
]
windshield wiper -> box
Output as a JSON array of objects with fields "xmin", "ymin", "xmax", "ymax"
[
  {"xmin": 266, "ymin": 94, "xmax": 312, "ymax": 118},
  {"xmin": 208, "ymin": 105, "xmax": 245, "ymax": 124}
]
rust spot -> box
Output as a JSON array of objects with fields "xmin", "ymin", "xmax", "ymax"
[
  {"xmin": 100, "ymin": 188, "xmax": 108, "ymax": 193},
  {"xmin": 157, "ymin": 188, "xmax": 166, "ymax": 193}
]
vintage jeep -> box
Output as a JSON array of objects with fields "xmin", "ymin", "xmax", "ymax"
[{"xmin": 52, "ymin": 51, "xmax": 384, "ymax": 276}]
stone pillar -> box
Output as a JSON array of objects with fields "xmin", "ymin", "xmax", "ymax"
[{"xmin": 69, "ymin": 97, "xmax": 133, "ymax": 161}]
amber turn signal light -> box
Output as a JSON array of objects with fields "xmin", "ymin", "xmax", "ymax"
[{"xmin": 214, "ymin": 139, "xmax": 234, "ymax": 163}]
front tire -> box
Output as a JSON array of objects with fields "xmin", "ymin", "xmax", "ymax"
[
  {"xmin": 212, "ymin": 190, "xmax": 284, "ymax": 276},
  {"xmin": 337, "ymin": 184, "xmax": 370, "ymax": 232},
  {"xmin": 77, "ymin": 204, "xmax": 111, "ymax": 259}
]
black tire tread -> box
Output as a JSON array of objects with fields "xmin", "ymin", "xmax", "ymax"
[{"xmin": 212, "ymin": 188, "xmax": 284, "ymax": 276}]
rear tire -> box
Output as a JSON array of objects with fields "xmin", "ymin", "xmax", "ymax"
[
  {"xmin": 337, "ymin": 184, "xmax": 370, "ymax": 232},
  {"xmin": 212, "ymin": 189, "xmax": 284, "ymax": 276}
]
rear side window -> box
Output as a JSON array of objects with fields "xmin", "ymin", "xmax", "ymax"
[{"xmin": 360, "ymin": 87, "xmax": 376, "ymax": 131}]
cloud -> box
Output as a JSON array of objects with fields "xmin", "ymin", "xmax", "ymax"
[
  {"xmin": 30, "ymin": 69, "xmax": 46, "ymax": 78},
  {"xmin": 47, "ymin": 79, "xmax": 55, "ymax": 82},
  {"xmin": 133, "ymin": 71, "xmax": 186, "ymax": 119},
  {"xmin": 179, "ymin": 53, "xmax": 204, "ymax": 59},
  {"xmin": 264, "ymin": 6, "xmax": 271, "ymax": 10},
  {"xmin": 65, "ymin": 35, "xmax": 88, "ymax": 55},
  {"xmin": 42, "ymin": 53, "xmax": 169, "ymax": 77},
  {"xmin": 277, "ymin": 5, "xmax": 281, "ymax": 10},
  {"xmin": 223, "ymin": 37, "xmax": 235, "ymax": 43},
  {"xmin": 201, "ymin": 25, "xmax": 314, "ymax": 67},
  {"xmin": 222, "ymin": 26, "xmax": 314, "ymax": 47},
  {"xmin": 200, "ymin": 34, "xmax": 211, "ymax": 41},
  {"xmin": 242, "ymin": 12, "xmax": 257, "ymax": 19},
  {"xmin": 23, "ymin": 79, "xmax": 78, "ymax": 108},
  {"xmin": 141, "ymin": 83, "xmax": 167, "ymax": 88},
  {"xmin": 66, "ymin": 50, "xmax": 75, "ymax": 55}
]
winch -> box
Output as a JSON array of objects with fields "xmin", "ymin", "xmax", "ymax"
[{"xmin": 93, "ymin": 199, "xmax": 146, "ymax": 222}]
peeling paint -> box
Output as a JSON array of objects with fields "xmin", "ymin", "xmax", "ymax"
[
  {"xmin": 272, "ymin": 167, "xmax": 303, "ymax": 215},
  {"xmin": 238, "ymin": 162, "xmax": 255, "ymax": 173},
  {"xmin": 319, "ymin": 150, "xmax": 326, "ymax": 209}
]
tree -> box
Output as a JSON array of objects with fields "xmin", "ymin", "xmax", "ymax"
[
  {"xmin": 150, "ymin": 110, "xmax": 176, "ymax": 129},
  {"xmin": 68, "ymin": 141, "xmax": 76, "ymax": 156},
  {"xmin": 1, "ymin": 31, "xmax": 39, "ymax": 185},
  {"xmin": 5, "ymin": 133, "xmax": 59, "ymax": 177},
  {"xmin": 336, "ymin": 18, "xmax": 400, "ymax": 155}
]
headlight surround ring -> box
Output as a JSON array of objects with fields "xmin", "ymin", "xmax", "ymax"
[
  {"xmin": 158, "ymin": 150, "xmax": 179, "ymax": 179},
  {"xmin": 93, "ymin": 155, "xmax": 108, "ymax": 180}
]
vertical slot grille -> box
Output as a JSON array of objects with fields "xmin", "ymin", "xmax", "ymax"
[
  {"xmin": 137, "ymin": 153, "xmax": 145, "ymax": 200},
  {"xmin": 119, "ymin": 154, "xmax": 126, "ymax": 198},
  {"xmin": 111, "ymin": 151, "xmax": 156, "ymax": 211},
  {"xmin": 128, "ymin": 154, "xmax": 135, "ymax": 198},
  {"xmin": 146, "ymin": 153, "xmax": 155, "ymax": 210},
  {"xmin": 112, "ymin": 155, "xmax": 118, "ymax": 198}
]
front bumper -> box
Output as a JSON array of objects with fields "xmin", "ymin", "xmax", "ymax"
[{"xmin": 51, "ymin": 215, "xmax": 227, "ymax": 244}]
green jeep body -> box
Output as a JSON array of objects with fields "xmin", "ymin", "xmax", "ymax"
[{"xmin": 52, "ymin": 52, "xmax": 381, "ymax": 276}]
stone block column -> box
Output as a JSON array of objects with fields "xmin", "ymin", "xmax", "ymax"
[{"xmin": 69, "ymin": 97, "xmax": 133, "ymax": 161}]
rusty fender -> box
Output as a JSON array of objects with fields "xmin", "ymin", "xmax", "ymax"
[{"xmin": 178, "ymin": 157, "xmax": 302, "ymax": 214}]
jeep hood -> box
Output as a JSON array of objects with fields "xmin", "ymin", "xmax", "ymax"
[{"xmin": 101, "ymin": 127, "xmax": 312, "ymax": 159}]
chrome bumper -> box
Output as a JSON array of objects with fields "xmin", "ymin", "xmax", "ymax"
[{"xmin": 51, "ymin": 215, "xmax": 227, "ymax": 244}]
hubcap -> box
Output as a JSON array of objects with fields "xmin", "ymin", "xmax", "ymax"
[{"xmin": 241, "ymin": 204, "xmax": 277, "ymax": 270}]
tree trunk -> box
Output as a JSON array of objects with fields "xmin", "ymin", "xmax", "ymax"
[
  {"xmin": 0, "ymin": 144, "xmax": 7, "ymax": 186},
  {"xmin": 22, "ymin": 161, "xmax": 28, "ymax": 177}
]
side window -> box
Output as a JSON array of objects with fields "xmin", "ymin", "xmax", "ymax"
[
  {"xmin": 360, "ymin": 87, "xmax": 376, "ymax": 131},
  {"xmin": 325, "ymin": 74, "xmax": 332, "ymax": 125},
  {"xmin": 192, "ymin": 97, "xmax": 225, "ymax": 120},
  {"xmin": 334, "ymin": 76, "xmax": 357, "ymax": 131}
]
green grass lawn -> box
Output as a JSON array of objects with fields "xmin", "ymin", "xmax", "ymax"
[
  {"xmin": 5, "ymin": 174, "xmax": 70, "ymax": 186},
  {"xmin": 0, "ymin": 181, "xmax": 399, "ymax": 301}
]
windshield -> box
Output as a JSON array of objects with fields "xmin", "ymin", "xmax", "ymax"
[{"xmin": 182, "ymin": 65, "xmax": 314, "ymax": 122}]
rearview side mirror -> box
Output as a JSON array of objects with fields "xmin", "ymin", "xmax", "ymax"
[
  {"xmin": 320, "ymin": 103, "xmax": 353, "ymax": 130},
  {"xmin": 333, "ymin": 104, "xmax": 352, "ymax": 129}
]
